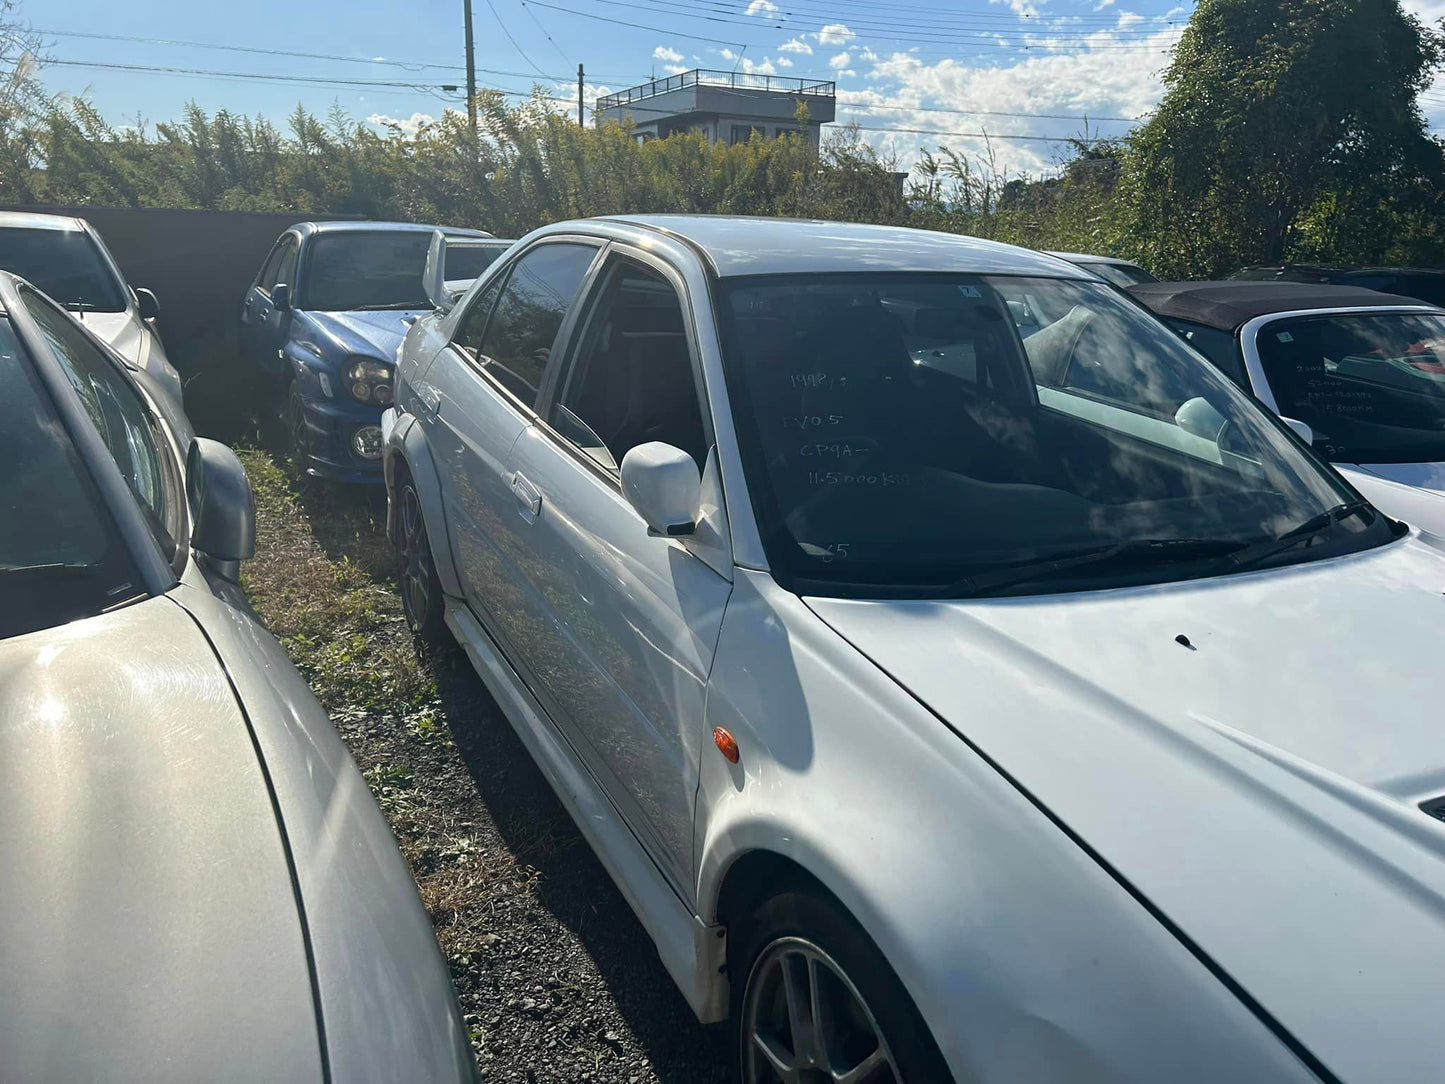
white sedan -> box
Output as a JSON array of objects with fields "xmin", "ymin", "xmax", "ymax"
[
  {"xmin": 0, "ymin": 211, "xmax": 181, "ymax": 404},
  {"xmin": 386, "ymin": 216, "xmax": 1445, "ymax": 1082}
]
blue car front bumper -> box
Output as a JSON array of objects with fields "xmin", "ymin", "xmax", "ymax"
[{"xmin": 297, "ymin": 395, "xmax": 386, "ymax": 484}]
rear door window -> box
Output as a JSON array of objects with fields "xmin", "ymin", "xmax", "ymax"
[
  {"xmin": 474, "ymin": 242, "xmax": 599, "ymax": 409},
  {"xmin": 1168, "ymin": 319, "xmax": 1248, "ymax": 387}
]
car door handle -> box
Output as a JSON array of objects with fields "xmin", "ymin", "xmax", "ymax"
[{"xmin": 511, "ymin": 471, "xmax": 542, "ymax": 521}]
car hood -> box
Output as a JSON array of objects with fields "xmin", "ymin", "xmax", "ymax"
[
  {"xmin": 305, "ymin": 307, "xmax": 426, "ymax": 361},
  {"xmin": 1337, "ymin": 463, "xmax": 1445, "ymax": 537},
  {"xmin": 73, "ymin": 309, "xmax": 142, "ymax": 361},
  {"xmin": 0, "ymin": 595, "xmax": 322, "ymax": 1082},
  {"xmin": 807, "ymin": 535, "xmax": 1445, "ymax": 1082},
  {"xmin": 1354, "ymin": 460, "xmax": 1445, "ymax": 494}
]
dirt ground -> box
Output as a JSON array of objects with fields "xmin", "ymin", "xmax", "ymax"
[{"xmin": 237, "ymin": 448, "xmax": 730, "ymax": 1083}]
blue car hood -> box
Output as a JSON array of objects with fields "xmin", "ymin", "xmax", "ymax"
[{"xmin": 303, "ymin": 308, "xmax": 428, "ymax": 361}]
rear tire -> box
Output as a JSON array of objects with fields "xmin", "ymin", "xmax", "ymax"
[
  {"xmin": 730, "ymin": 889, "xmax": 953, "ymax": 1084},
  {"xmin": 394, "ymin": 466, "xmax": 449, "ymax": 648}
]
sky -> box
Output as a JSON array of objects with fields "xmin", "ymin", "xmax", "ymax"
[{"xmin": 26, "ymin": 0, "xmax": 1445, "ymax": 178}]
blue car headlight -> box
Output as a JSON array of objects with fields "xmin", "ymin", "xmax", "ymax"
[{"xmin": 345, "ymin": 357, "xmax": 395, "ymax": 406}]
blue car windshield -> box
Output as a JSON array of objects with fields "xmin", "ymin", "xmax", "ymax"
[
  {"xmin": 303, "ymin": 231, "xmax": 441, "ymax": 311},
  {"xmin": 0, "ymin": 317, "xmax": 143, "ymax": 638},
  {"xmin": 718, "ymin": 273, "xmax": 1394, "ymax": 597}
]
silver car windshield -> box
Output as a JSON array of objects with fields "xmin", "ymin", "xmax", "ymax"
[
  {"xmin": 0, "ymin": 228, "xmax": 127, "ymax": 312},
  {"xmin": 719, "ymin": 274, "xmax": 1393, "ymax": 597},
  {"xmin": 1255, "ymin": 311, "xmax": 1445, "ymax": 464},
  {"xmin": 0, "ymin": 317, "xmax": 143, "ymax": 638}
]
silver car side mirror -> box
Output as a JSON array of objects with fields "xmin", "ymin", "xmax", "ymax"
[
  {"xmin": 1174, "ymin": 396, "xmax": 1229, "ymax": 442},
  {"xmin": 187, "ymin": 438, "xmax": 256, "ymax": 580},
  {"xmin": 620, "ymin": 442, "xmax": 700, "ymax": 537},
  {"xmin": 1280, "ymin": 416, "xmax": 1314, "ymax": 445}
]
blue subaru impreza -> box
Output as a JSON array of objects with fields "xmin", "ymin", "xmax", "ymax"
[{"xmin": 241, "ymin": 221, "xmax": 508, "ymax": 482}]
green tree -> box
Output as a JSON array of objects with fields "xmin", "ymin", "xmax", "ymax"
[{"xmin": 1123, "ymin": 0, "xmax": 1445, "ymax": 277}]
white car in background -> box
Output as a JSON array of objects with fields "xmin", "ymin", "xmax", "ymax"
[
  {"xmin": 0, "ymin": 211, "xmax": 182, "ymax": 404},
  {"xmin": 1047, "ymin": 249, "xmax": 1158, "ymax": 288}
]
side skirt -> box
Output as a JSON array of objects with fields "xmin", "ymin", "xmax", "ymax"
[{"xmin": 444, "ymin": 601, "xmax": 729, "ymax": 1023}]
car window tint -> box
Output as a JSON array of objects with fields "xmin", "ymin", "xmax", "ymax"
[
  {"xmin": 275, "ymin": 239, "xmax": 299, "ymax": 292},
  {"xmin": 1401, "ymin": 275, "xmax": 1445, "ymax": 307},
  {"xmin": 1168, "ymin": 319, "xmax": 1248, "ymax": 386},
  {"xmin": 477, "ymin": 243, "xmax": 597, "ymax": 408},
  {"xmin": 258, "ymin": 238, "xmax": 289, "ymax": 291},
  {"xmin": 455, "ymin": 273, "xmax": 508, "ymax": 356},
  {"xmin": 22, "ymin": 293, "xmax": 173, "ymax": 544},
  {"xmin": 553, "ymin": 259, "xmax": 704, "ymax": 471}
]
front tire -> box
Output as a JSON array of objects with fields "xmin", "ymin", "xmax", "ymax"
[
  {"xmin": 285, "ymin": 381, "xmax": 311, "ymax": 476},
  {"xmin": 731, "ymin": 890, "xmax": 952, "ymax": 1084},
  {"xmin": 395, "ymin": 468, "xmax": 449, "ymax": 648}
]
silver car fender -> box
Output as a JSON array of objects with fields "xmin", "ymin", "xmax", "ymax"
[
  {"xmin": 382, "ymin": 407, "xmax": 464, "ymax": 600},
  {"xmin": 694, "ymin": 570, "xmax": 1316, "ymax": 1083}
]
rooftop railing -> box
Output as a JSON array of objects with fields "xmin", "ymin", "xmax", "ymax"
[{"xmin": 596, "ymin": 68, "xmax": 836, "ymax": 110}]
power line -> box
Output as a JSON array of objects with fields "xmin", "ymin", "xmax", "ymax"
[
  {"xmin": 526, "ymin": 0, "xmax": 748, "ymax": 45},
  {"xmin": 44, "ymin": 57, "xmax": 462, "ymax": 91},
  {"xmin": 33, "ymin": 27, "xmax": 468, "ymax": 72},
  {"xmin": 519, "ymin": 0, "xmax": 575, "ymax": 66},
  {"xmin": 484, "ymin": 0, "xmax": 553, "ymax": 78},
  {"xmin": 671, "ymin": 0, "xmax": 1182, "ymax": 37},
  {"xmin": 691, "ymin": 0, "xmax": 1172, "ymax": 25}
]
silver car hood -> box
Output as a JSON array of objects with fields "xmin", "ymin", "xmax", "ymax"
[
  {"xmin": 807, "ymin": 534, "xmax": 1445, "ymax": 1082},
  {"xmin": 74, "ymin": 309, "xmax": 142, "ymax": 361},
  {"xmin": 0, "ymin": 595, "xmax": 322, "ymax": 1082}
]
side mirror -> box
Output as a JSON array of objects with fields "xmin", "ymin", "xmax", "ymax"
[
  {"xmin": 1280, "ymin": 416, "xmax": 1314, "ymax": 445},
  {"xmin": 620, "ymin": 442, "xmax": 700, "ymax": 537},
  {"xmin": 271, "ymin": 283, "xmax": 292, "ymax": 312},
  {"xmin": 187, "ymin": 438, "xmax": 256, "ymax": 581},
  {"xmin": 135, "ymin": 287, "xmax": 160, "ymax": 320},
  {"xmin": 1174, "ymin": 396, "xmax": 1229, "ymax": 441}
]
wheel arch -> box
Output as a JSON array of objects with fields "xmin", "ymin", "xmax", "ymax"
[{"xmin": 383, "ymin": 415, "xmax": 464, "ymax": 599}]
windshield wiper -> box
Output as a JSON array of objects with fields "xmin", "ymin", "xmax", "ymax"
[
  {"xmin": 1228, "ymin": 499, "xmax": 1375, "ymax": 572},
  {"xmin": 0, "ymin": 562, "xmax": 98, "ymax": 576},
  {"xmin": 957, "ymin": 537, "xmax": 1247, "ymax": 597},
  {"xmin": 345, "ymin": 301, "xmax": 428, "ymax": 311}
]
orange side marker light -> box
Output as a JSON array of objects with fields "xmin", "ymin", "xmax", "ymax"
[{"xmin": 713, "ymin": 726, "xmax": 740, "ymax": 764}]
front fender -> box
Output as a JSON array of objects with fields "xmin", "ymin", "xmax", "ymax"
[
  {"xmin": 383, "ymin": 408, "xmax": 463, "ymax": 599},
  {"xmin": 696, "ymin": 570, "xmax": 1317, "ymax": 1084}
]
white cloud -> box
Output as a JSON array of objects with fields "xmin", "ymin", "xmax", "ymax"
[
  {"xmin": 817, "ymin": 23, "xmax": 856, "ymax": 46},
  {"xmin": 745, "ymin": 0, "xmax": 779, "ymax": 14},
  {"xmin": 773, "ymin": 55, "xmax": 793, "ymax": 68},
  {"xmin": 991, "ymin": 0, "xmax": 1041, "ymax": 16},
  {"xmin": 367, "ymin": 112, "xmax": 434, "ymax": 136},
  {"xmin": 740, "ymin": 58, "xmax": 778, "ymax": 75},
  {"xmin": 829, "ymin": 51, "xmax": 854, "ymax": 69},
  {"xmin": 1094, "ymin": 0, "xmax": 1115, "ymax": 8},
  {"xmin": 653, "ymin": 45, "xmax": 684, "ymax": 63},
  {"xmin": 663, "ymin": 65, "xmax": 689, "ymax": 75},
  {"xmin": 859, "ymin": 46, "xmax": 878, "ymax": 62},
  {"xmin": 1117, "ymin": 10, "xmax": 1144, "ymax": 27},
  {"xmin": 779, "ymin": 37, "xmax": 813, "ymax": 55},
  {"xmin": 720, "ymin": 47, "xmax": 737, "ymax": 60}
]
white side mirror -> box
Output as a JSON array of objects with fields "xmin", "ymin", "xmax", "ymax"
[
  {"xmin": 1280, "ymin": 416, "xmax": 1314, "ymax": 445},
  {"xmin": 620, "ymin": 442, "xmax": 700, "ymax": 537},
  {"xmin": 1174, "ymin": 396, "xmax": 1229, "ymax": 441}
]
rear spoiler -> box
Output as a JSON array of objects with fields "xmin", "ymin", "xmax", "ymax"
[{"xmin": 423, "ymin": 230, "xmax": 502, "ymax": 314}]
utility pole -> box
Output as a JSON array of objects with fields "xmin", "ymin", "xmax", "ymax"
[
  {"xmin": 464, "ymin": 1, "xmax": 478, "ymax": 138},
  {"xmin": 577, "ymin": 63, "xmax": 585, "ymax": 127}
]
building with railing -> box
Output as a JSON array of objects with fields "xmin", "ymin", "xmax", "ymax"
[{"xmin": 596, "ymin": 69, "xmax": 836, "ymax": 146}]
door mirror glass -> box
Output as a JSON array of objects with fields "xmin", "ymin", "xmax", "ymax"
[
  {"xmin": 271, "ymin": 283, "xmax": 291, "ymax": 312},
  {"xmin": 135, "ymin": 287, "xmax": 160, "ymax": 320},
  {"xmin": 1280, "ymin": 416, "xmax": 1314, "ymax": 445},
  {"xmin": 187, "ymin": 438, "xmax": 256, "ymax": 578},
  {"xmin": 620, "ymin": 442, "xmax": 700, "ymax": 536}
]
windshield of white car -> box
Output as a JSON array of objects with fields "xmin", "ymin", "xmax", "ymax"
[
  {"xmin": 0, "ymin": 317, "xmax": 144, "ymax": 638},
  {"xmin": 1255, "ymin": 312, "xmax": 1445, "ymax": 464},
  {"xmin": 719, "ymin": 273, "xmax": 1396, "ymax": 598},
  {"xmin": 303, "ymin": 231, "xmax": 440, "ymax": 311},
  {"xmin": 0, "ymin": 228, "xmax": 127, "ymax": 312}
]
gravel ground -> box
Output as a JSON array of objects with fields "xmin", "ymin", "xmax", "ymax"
[{"xmin": 237, "ymin": 448, "xmax": 730, "ymax": 1083}]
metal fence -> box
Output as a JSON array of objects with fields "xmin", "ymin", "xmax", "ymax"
[{"xmin": 597, "ymin": 69, "xmax": 836, "ymax": 110}]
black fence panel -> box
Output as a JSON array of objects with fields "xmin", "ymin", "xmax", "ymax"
[{"xmin": 0, "ymin": 204, "xmax": 365, "ymax": 438}]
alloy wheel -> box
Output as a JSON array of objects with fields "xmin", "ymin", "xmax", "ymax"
[
  {"xmin": 741, "ymin": 937, "xmax": 901, "ymax": 1084},
  {"xmin": 399, "ymin": 484, "xmax": 434, "ymax": 630}
]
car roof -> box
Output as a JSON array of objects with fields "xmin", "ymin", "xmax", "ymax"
[
  {"xmin": 298, "ymin": 220, "xmax": 492, "ymax": 238},
  {"xmin": 1127, "ymin": 280, "xmax": 1434, "ymax": 330},
  {"xmin": 1046, "ymin": 251, "xmax": 1144, "ymax": 268},
  {"xmin": 592, "ymin": 215, "xmax": 1092, "ymax": 279},
  {"xmin": 0, "ymin": 211, "xmax": 86, "ymax": 232}
]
